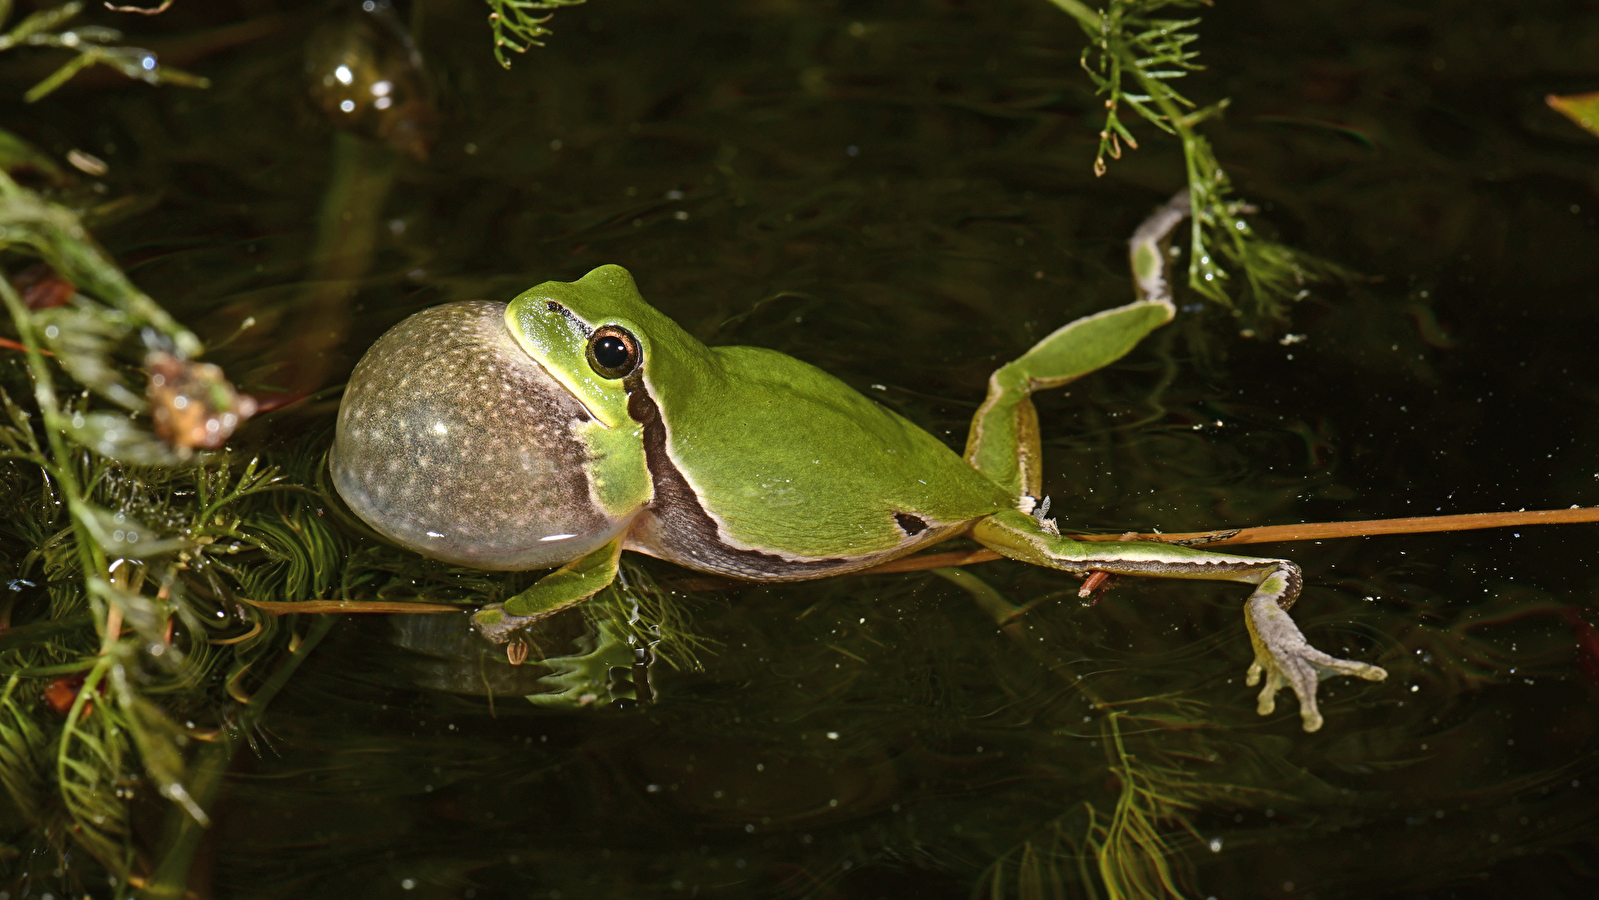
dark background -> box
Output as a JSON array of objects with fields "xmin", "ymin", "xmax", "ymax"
[{"xmin": 5, "ymin": 0, "xmax": 1599, "ymax": 897}]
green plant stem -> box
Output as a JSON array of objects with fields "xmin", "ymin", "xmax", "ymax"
[
  {"xmin": 0, "ymin": 660, "xmax": 97, "ymax": 677},
  {"xmin": 0, "ymin": 2, "xmax": 80, "ymax": 50},
  {"xmin": 1127, "ymin": 60, "xmax": 1214, "ymax": 294},
  {"xmin": 289, "ymin": 132, "xmax": 399, "ymax": 395},
  {"xmin": 1042, "ymin": 0, "xmax": 1102, "ymax": 29},
  {"xmin": 1091, "ymin": 712, "xmax": 1194, "ymax": 899},
  {"xmin": 0, "ymin": 611, "xmax": 93, "ymax": 654},
  {"xmin": 0, "ymin": 273, "xmax": 110, "ymax": 644},
  {"xmin": 53, "ymin": 653, "xmax": 128, "ymax": 872}
]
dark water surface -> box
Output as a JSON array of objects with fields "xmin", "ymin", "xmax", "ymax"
[{"xmin": 8, "ymin": 0, "xmax": 1599, "ymax": 897}]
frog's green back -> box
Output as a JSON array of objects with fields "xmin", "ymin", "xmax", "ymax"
[
  {"xmin": 643, "ymin": 343, "xmax": 1011, "ymax": 560},
  {"xmin": 509, "ymin": 263, "xmax": 1011, "ymax": 570}
]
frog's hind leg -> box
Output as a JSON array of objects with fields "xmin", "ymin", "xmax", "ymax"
[
  {"xmin": 972, "ymin": 508, "xmax": 1387, "ymax": 732},
  {"xmin": 962, "ymin": 192, "xmax": 1189, "ymax": 502}
]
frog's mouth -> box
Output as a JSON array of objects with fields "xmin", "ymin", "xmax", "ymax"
[
  {"xmin": 503, "ymin": 299, "xmax": 626, "ymax": 429},
  {"xmin": 536, "ymin": 355, "xmax": 606, "ymax": 426}
]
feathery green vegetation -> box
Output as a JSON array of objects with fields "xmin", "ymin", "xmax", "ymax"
[
  {"xmin": 1048, "ymin": 0, "xmax": 1341, "ymax": 323},
  {"xmin": 483, "ymin": 0, "xmax": 585, "ymax": 69},
  {"xmin": 0, "ymin": 1, "xmax": 208, "ymax": 102}
]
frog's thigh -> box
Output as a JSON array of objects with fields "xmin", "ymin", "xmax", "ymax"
[
  {"xmin": 472, "ymin": 536, "xmax": 624, "ymax": 643},
  {"xmin": 971, "ymin": 509, "xmax": 1387, "ymax": 733}
]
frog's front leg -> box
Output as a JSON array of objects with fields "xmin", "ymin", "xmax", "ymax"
[
  {"xmin": 472, "ymin": 536, "xmax": 625, "ymax": 643},
  {"xmin": 972, "ymin": 509, "xmax": 1387, "ymax": 732}
]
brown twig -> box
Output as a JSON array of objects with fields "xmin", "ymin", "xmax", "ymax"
[
  {"xmin": 239, "ymin": 507, "xmax": 1599, "ymax": 615},
  {"xmin": 239, "ymin": 597, "xmax": 463, "ymax": 615},
  {"xmin": 0, "ymin": 337, "xmax": 52, "ymax": 355},
  {"xmin": 862, "ymin": 506, "xmax": 1599, "ymax": 576},
  {"xmin": 1093, "ymin": 506, "xmax": 1599, "ymax": 545}
]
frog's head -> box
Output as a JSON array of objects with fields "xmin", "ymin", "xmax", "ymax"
[
  {"xmin": 331, "ymin": 281, "xmax": 657, "ymax": 572},
  {"xmin": 503, "ymin": 264, "xmax": 693, "ymax": 426}
]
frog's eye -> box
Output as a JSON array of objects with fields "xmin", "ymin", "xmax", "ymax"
[{"xmin": 586, "ymin": 325, "xmax": 641, "ymax": 379}]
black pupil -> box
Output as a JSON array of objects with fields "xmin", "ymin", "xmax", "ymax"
[{"xmin": 593, "ymin": 335, "xmax": 631, "ymax": 370}]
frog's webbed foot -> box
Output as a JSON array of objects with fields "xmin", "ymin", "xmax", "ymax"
[
  {"xmin": 473, "ymin": 608, "xmax": 648, "ymax": 707},
  {"xmin": 973, "ymin": 510, "xmax": 1388, "ymax": 732},
  {"xmin": 1244, "ymin": 593, "xmax": 1387, "ymax": 733},
  {"xmin": 525, "ymin": 618, "xmax": 642, "ymax": 708}
]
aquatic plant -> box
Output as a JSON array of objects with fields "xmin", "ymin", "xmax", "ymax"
[
  {"xmin": 0, "ymin": 0, "xmax": 207, "ymax": 102},
  {"xmin": 1046, "ymin": 0, "xmax": 1340, "ymax": 324},
  {"xmin": 0, "ymin": 158, "xmax": 705, "ymax": 880},
  {"xmin": 0, "ymin": 164, "xmax": 240, "ymax": 883},
  {"xmin": 7, "ymin": 3, "xmax": 1587, "ymax": 897},
  {"xmin": 978, "ymin": 705, "xmax": 1249, "ymax": 900},
  {"xmin": 943, "ymin": 565, "xmax": 1241, "ymax": 900},
  {"xmin": 483, "ymin": 0, "xmax": 584, "ymax": 69}
]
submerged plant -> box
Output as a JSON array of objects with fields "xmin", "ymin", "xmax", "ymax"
[
  {"xmin": 483, "ymin": 0, "xmax": 585, "ymax": 69},
  {"xmin": 950, "ymin": 565, "xmax": 1260, "ymax": 900},
  {"xmin": 1046, "ymin": 0, "xmax": 1340, "ymax": 324},
  {"xmin": 0, "ymin": 1, "xmax": 208, "ymax": 102},
  {"xmin": 980, "ymin": 709, "xmax": 1221, "ymax": 900},
  {"xmin": 1083, "ymin": 708, "xmax": 1210, "ymax": 900},
  {"xmin": 0, "ymin": 147, "xmax": 318, "ymax": 883},
  {"xmin": 0, "ymin": 154, "xmax": 708, "ymax": 880}
]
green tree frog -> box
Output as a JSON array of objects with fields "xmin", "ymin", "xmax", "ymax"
[{"xmin": 330, "ymin": 196, "xmax": 1386, "ymax": 732}]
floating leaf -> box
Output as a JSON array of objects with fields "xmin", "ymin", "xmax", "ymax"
[{"xmin": 10, "ymin": 262, "xmax": 75, "ymax": 310}]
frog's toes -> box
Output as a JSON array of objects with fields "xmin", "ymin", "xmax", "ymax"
[
  {"xmin": 472, "ymin": 603, "xmax": 541, "ymax": 644},
  {"xmin": 1243, "ymin": 594, "xmax": 1387, "ymax": 733},
  {"xmin": 524, "ymin": 624, "xmax": 638, "ymax": 708},
  {"xmin": 526, "ymin": 659, "xmax": 605, "ymax": 708}
]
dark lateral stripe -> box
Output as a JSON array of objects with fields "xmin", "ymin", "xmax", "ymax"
[{"xmin": 623, "ymin": 371, "xmax": 859, "ymax": 580}]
